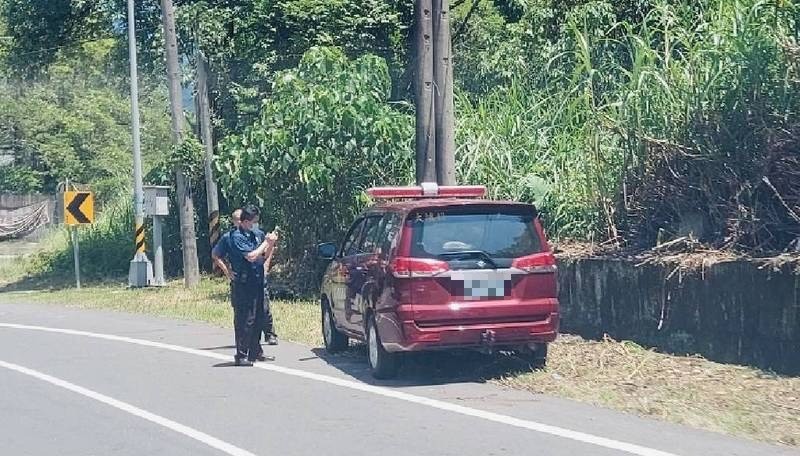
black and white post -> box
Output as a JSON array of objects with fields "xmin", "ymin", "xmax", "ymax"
[{"xmin": 126, "ymin": 0, "xmax": 153, "ymax": 287}]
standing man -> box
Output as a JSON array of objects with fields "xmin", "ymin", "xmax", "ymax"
[
  {"xmin": 229, "ymin": 205, "xmax": 278, "ymax": 366},
  {"xmin": 211, "ymin": 208, "xmax": 242, "ymax": 281}
]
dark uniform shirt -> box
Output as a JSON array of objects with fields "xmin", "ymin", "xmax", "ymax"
[
  {"xmin": 229, "ymin": 227, "xmax": 265, "ymax": 283},
  {"xmin": 212, "ymin": 229, "xmax": 234, "ymax": 260}
]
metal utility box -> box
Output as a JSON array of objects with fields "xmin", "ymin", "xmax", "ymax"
[
  {"xmin": 143, "ymin": 185, "xmax": 170, "ymax": 217},
  {"xmin": 128, "ymin": 257, "xmax": 153, "ymax": 287}
]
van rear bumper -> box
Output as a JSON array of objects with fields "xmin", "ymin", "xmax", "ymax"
[{"xmin": 381, "ymin": 310, "xmax": 559, "ymax": 353}]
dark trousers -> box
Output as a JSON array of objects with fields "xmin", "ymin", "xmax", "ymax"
[
  {"xmin": 263, "ymin": 288, "xmax": 275, "ymax": 338},
  {"xmin": 232, "ymin": 279, "xmax": 265, "ymax": 360}
]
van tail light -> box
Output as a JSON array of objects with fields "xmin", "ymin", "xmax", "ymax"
[
  {"xmin": 512, "ymin": 253, "xmax": 557, "ymax": 274},
  {"xmin": 390, "ymin": 257, "xmax": 449, "ymax": 278}
]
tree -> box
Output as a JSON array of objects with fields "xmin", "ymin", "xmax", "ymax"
[
  {"xmin": 0, "ymin": 39, "xmax": 172, "ymax": 199},
  {"xmin": 217, "ymin": 47, "xmax": 414, "ymax": 259},
  {"xmin": 1, "ymin": 0, "xmax": 111, "ymax": 77}
]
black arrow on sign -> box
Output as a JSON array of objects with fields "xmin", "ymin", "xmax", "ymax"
[{"xmin": 67, "ymin": 193, "xmax": 91, "ymax": 224}]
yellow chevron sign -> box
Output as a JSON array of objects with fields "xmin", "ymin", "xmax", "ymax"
[{"xmin": 64, "ymin": 191, "xmax": 94, "ymax": 225}]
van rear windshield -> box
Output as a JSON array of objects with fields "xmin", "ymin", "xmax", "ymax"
[{"xmin": 406, "ymin": 206, "xmax": 542, "ymax": 261}]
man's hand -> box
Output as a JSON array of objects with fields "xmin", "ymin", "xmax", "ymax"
[{"xmin": 246, "ymin": 230, "xmax": 279, "ymax": 262}]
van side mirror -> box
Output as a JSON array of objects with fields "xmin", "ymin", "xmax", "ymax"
[{"xmin": 317, "ymin": 243, "xmax": 337, "ymax": 260}]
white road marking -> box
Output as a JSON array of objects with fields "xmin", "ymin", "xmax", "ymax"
[
  {"xmin": 0, "ymin": 358, "xmax": 257, "ymax": 456},
  {"xmin": 0, "ymin": 322, "xmax": 679, "ymax": 456}
]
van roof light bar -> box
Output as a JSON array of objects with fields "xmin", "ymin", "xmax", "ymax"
[{"xmin": 367, "ymin": 183, "xmax": 487, "ymax": 199}]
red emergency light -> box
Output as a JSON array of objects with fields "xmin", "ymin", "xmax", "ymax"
[{"xmin": 367, "ymin": 183, "xmax": 486, "ymax": 199}]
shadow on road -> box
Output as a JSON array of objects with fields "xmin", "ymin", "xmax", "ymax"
[
  {"xmin": 213, "ymin": 361, "xmax": 246, "ymax": 368},
  {"xmin": 312, "ymin": 345, "xmax": 538, "ymax": 387},
  {"xmin": 199, "ymin": 345, "xmax": 237, "ymax": 351}
]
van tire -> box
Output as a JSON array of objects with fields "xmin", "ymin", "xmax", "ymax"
[
  {"xmin": 520, "ymin": 343, "xmax": 548, "ymax": 369},
  {"xmin": 366, "ymin": 316, "xmax": 399, "ymax": 379},
  {"xmin": 322, "ymin": 300, "xmax": 348, "ymax": 353}
]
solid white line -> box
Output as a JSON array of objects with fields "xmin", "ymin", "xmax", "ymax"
[
  {"xmin": 0, "ymin": 323, "xmax": 680, "ymax": 456},
  {"xmin": 0, "ymin": 358, "xmax": 257, "ymax": 456}
]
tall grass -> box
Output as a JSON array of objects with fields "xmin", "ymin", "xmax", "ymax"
[
  {"xmin": 456, "ymin": 0, "xmax": 799, "ymax": 249},
  {"xmin": 20, "ymin": 196, "xmax": 135, "ymax": 283}
]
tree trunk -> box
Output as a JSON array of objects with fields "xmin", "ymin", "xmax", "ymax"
[
  {"xmin": 196, "ymin": 50, "xmax": 220, "ymax": 253},
  {"xmin": 160, "ymin": 0, "xmax": 200, "ymax": 288},
  {"xmin": 415, "ymin": 0, "xmax": 437, "ymax": 184},
  {"xmin": 433, "ymin": 0, "xmax": 456, "ymax": 185}
]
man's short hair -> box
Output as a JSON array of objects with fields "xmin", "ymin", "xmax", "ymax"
[
  {"xmin": 231, "ymin": 209, "xmax": 242, "ymax": 223},
  {"xmin": 240, "ymin": 205, "xmax": 260, "ymax": 222}
]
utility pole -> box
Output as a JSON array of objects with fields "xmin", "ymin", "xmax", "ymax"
[
  {"xmin": 415, "ymin": 0, "xmax": 437, "ymax": 184},
  {"xmin": 126, "ymin": 0, "xmax": 153, "ymax": 288},
  {"xmin": 432, "ymin": 0, "xmax": 456, "ymax": 185},
  {"xmin": 196, "ymin": 50, "xmax": 221, "ymax": 252},
  {"xmin": 160, "ymin": 0, "xmax": 201, "ymax": 287}
]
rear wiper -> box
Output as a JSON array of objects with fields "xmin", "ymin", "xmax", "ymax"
[{"xmin": 437, "ymin": 250, "xmax": 498, "ymax": 269}]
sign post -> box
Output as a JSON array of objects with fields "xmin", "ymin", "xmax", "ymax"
[
  {"xmin": 144, "ymin": 185, "xmax": 170, "ymax": 287},
  {"xmin": 63, "ymin": 190, "xmax": 94, "ymax": 289},
  {"xmin": 71, "ymin": 227, "xmax": 81, "ymax": 289}
]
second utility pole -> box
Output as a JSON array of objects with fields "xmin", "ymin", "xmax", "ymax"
[
  {"xmin": 432, "ymin": 0, "xmax": 456, "ymax": 185},
  {"xmin": 196, "ymin": 50, "xmax": 220, "ymax": 251}
]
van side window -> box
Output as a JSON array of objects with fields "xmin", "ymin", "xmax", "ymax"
[
  {"xmin": 340, "ymin": 219, "xmax": 366, "ymax": 257},
  {"xmin": 360, "ymin": 215, "xmax": 384, "ymax": 254},
  {"xmin": 380, "ymin": 213, "xmax": 402, "ymax": 257}
]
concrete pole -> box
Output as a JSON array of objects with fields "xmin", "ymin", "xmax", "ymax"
[
  {"xmin": 433, "ymin": 0, "xmax": 456, "ymax": 185},
  {"xmin": 415, "ymin": 0, "xmax": 437, "ymax": 184},
  {"xmin": 196, "ymin": 50, "xmax": 221, "ymax": 250}
]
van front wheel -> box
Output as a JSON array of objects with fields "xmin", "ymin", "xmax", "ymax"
[
  {"xmin": 366, "ymin": 316, "xmax": 399, "ymax": 379},
  {"xmin": 322, "ymin": 301, "xmax": 348, "ymax": 353}
]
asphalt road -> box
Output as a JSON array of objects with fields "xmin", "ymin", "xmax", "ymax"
[{"xmin": 0, "ymin": 301, "xmax": 796, "ymax": 456}]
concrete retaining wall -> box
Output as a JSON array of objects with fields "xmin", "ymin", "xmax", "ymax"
[{"xmin": 557, "ymin": 256, "xmax": 800, "ymax": 375}]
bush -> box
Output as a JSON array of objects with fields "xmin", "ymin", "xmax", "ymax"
[
  {"xmin": 0, "ymin": 165, "xmax": 42, "ymax": 193},
  {"xmin": 455, "ymin": 0, "xmax": 800, "ymax": 250},
  {"xmin": 217, "ymin": 47, "xmax": 414, "ymax": 259},
  {"xmin": 24, "ymin": 195, "xmax": 135, "ymax": 281}
]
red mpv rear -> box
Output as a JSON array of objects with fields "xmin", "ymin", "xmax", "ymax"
[{"xmin": 319, "ymin": 186, "xmax": 559, "ymax": 379}]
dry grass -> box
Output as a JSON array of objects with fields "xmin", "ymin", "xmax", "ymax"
[
  {"xmin": 2, "ymin": 279, "xmax": 797, "ymax": 446},
  {"xmin": 0, "ymin": 278, "xmax": 323, "ymax": 347},
  {"xmin": 498, "ymin": 335, "xmax": 800, "ymax": 447}
]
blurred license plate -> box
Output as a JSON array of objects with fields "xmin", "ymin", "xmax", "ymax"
[{"xmin": 450, "ymin": 270, "xmax": 512, "ymax": 300}]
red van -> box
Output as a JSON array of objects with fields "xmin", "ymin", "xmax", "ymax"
[{"xmin": 317, "ymin": 184, "xmax": 559, "ymax": 379}]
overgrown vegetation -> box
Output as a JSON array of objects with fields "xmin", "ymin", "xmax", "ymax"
[
  {"xmin": 0, "ymin": 37, "xmax": 172, "ymax": 200},
  {"xmin": 4, "ymin": 196, "xmax": 135, "ymax": 284},
  {"xmin": 217, "ymin": 47, "xmax": 414, "ymax": 259},
  {"xmin": 454, "ymin": 0, "xmax": 800, "ymax": 250},
  {"xmin": 1, "ymin": 0, "xmax": 798, "ymax": 283}
]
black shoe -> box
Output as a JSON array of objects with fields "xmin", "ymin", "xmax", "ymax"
[
  {"xmin": 266, "ymin": 334, "xmax": 278, "ymax": 346},
  {"xmin": 234, "ymin": 357, "xmax": 253, "ymax": 367},
  {"xmin": 249, "ymin": 355, "xmax": 275, "ymax": 362}
]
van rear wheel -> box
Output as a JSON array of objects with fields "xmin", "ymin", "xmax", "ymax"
[
  {"xmin": 366, "ymin": 316, "xmax": 399, "ymax": 379},
  {"xmin": 322, "ymin": 301, "xmax": 348, "ymax": 353},
  {"xmin": 519, "ymin": 343, "xmax": 548, "ymax": 369}
]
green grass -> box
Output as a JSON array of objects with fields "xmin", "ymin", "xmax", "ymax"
[
  {"xmin": 1, "ymin": 277, "xmax": 323, "ymax": 347},
  {"xmin": 2, "ymin": 278, "xmax": 797, "ymax": 447}
]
